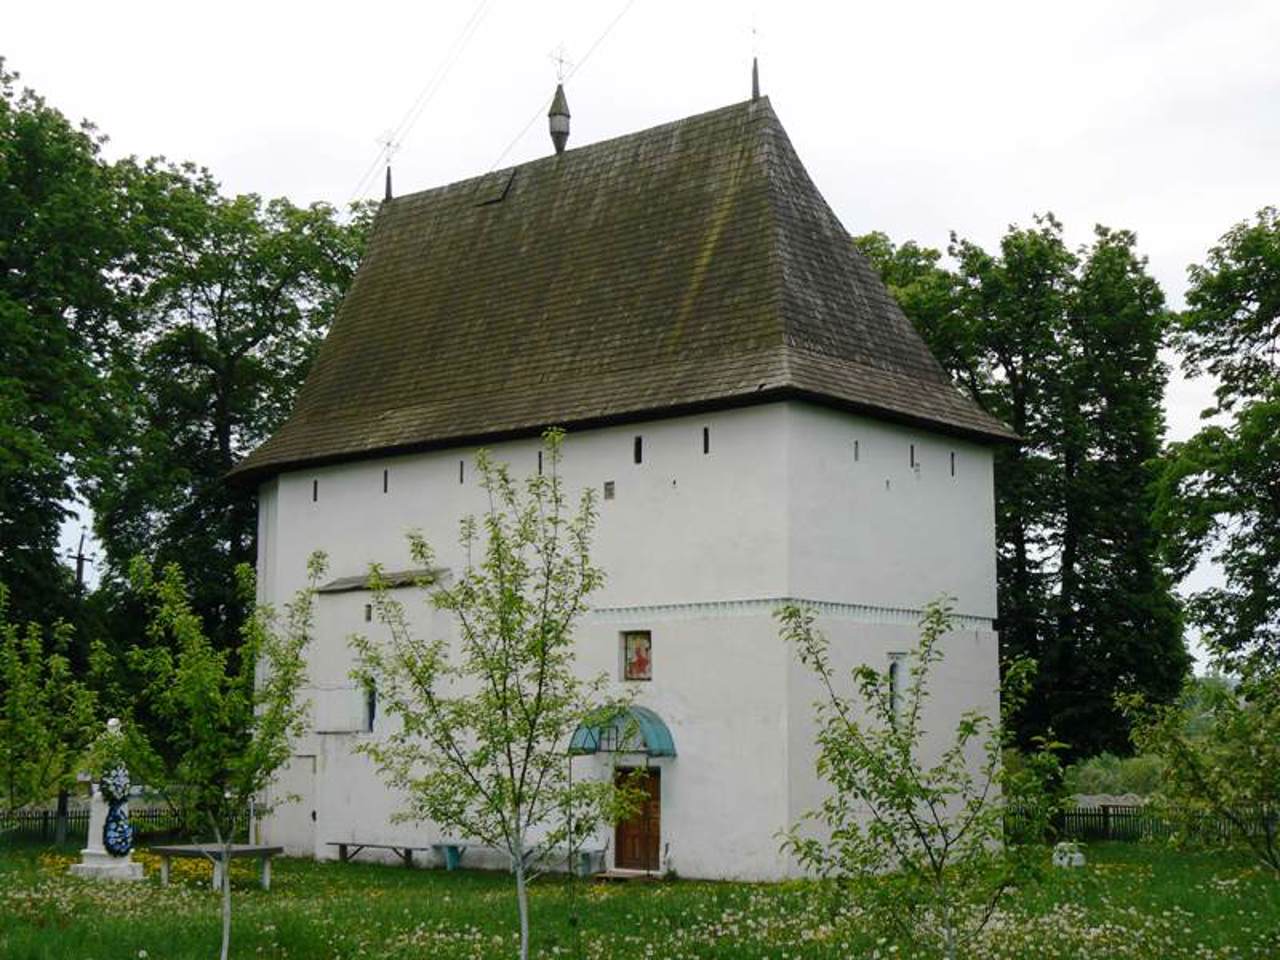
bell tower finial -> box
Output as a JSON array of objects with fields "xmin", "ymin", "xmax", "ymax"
[
  {"xmin": 752, "ymin": 56, "xmax": 760, "ymax": 101},
  {"xmin": 549, "ymin": 82, "xmax": 571, "ymax": 154},
  {"xmin": 384, "ymin": 164, "xmax": 393, "ymax": 202}
]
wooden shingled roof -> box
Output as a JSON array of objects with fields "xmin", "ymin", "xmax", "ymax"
[{"xmin": 231, "ymin": 97, "xmax": 1013, "ymax": 483}]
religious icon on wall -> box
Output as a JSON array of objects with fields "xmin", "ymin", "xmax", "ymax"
[{"xmin": 623, "ymin": 631, "xmax": 652, "ymax": 681}]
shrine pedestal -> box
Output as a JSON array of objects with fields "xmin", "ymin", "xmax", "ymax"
[{"xmin": 68, "ymin": 781, "xmax": 144, "ymax": 882}]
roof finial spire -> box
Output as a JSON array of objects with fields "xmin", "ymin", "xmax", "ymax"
[
  {"xmin": 377, "ymin": 130, "xmax": 400, "ymax": 202},
  {"xmin": 548, "ymin": 45, "xmax": 572, "ymax": 155},
  {"xmin": 752, "ymin": 56, "xmax": 760, "ymax": 101},
  {"xmin": 548, "ymin": 82, "xmax": 571, "ymax": 154}
]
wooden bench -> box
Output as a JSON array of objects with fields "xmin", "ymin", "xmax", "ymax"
[
  {"xmin": 326, "ymin": 840, "xmax": 603, "ymax": 875},
  {"xmin": 431, "ymin": 842, "xmax": 474, "ymax": 870},
  {"xmin": 531, "ymin": 845, "xmax": 606, "ymax": 877},
  {"xmin": 429, "ymin": 842, "xmax": 604, "ymax": 874},
  {"xmin": 149, "ymin": 843, "xmax": 284, "ymax": 891},
  {"xmin": 326, "ymin": 842, "xmax": 434, "ymax": 868}
]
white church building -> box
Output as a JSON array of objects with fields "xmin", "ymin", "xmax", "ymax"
[{"xmin": 231, "ymin": 81, "xmax": 1014, "ymax": 881}]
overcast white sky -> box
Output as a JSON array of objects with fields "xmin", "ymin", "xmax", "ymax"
[{"xmin": 12, "ymin": 0, "xmax": 1274, "ymax": 650}]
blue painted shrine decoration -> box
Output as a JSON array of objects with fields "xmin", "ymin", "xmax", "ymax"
[{"xmin": 98, "ymin": 765, "xmax": 134, "ymax": 856}]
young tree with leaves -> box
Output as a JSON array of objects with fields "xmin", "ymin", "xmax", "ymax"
[
  {"xmin": 352, "ymin": 430, "xmax": 638, "ymax": 960},
  {"xmin": 777, "ymin": 598, "xmax": 1059, "ymax": 960},
  {"xmin": 128, "ymin": 555, "xmax": 319, "ymax": 960},
  {"xmin": 0, "ymin": 585, "xmax": 97, "ymax": 819},
  {"xmin": 1124, "ymin": 666, "xmax": 1280, "ymax": 874}
]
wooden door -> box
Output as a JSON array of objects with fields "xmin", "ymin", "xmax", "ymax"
[{"xmin": 614, "ymin": 768, "xmax": 660, "ymax": 871}]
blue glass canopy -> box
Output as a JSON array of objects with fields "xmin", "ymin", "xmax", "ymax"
[{"xmin": 568, "ymin": 705, "xmax": 676, "ymax": 758}]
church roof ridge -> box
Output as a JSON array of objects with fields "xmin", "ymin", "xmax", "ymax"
[
  {"xmin": 384, "ymin": 97, "xmax": 775, "ymax": 208},
  {"xmin": 231, "ymin": 97, "xmax": 1012, "ymax": 483}
]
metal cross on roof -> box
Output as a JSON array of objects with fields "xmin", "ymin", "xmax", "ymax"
[
  {"xmin": 377, "ymin": 129, "xmax": 401, "ymax": 159},
  {"xmin": 549, "ymin": 43, "xmax": 573, "ymax": 82}
]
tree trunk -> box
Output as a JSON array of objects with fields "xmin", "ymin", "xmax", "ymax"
[
  {"xmin": 940, "ymin": 895, "xmax": 958, "ymax": 960},
  {"xmin": 212, "ymin": 823, "xmax": 233, "ymax": 960},
  {"xmin": 54, "ymin": 789, "xmax": 68, "ymax": 845},
  {"xmin": 512, "ymin": 837, "xmax": 531, "ymax": 960}
]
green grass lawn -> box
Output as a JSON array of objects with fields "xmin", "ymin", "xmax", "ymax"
[{"xmin": 0, "ymin": 841, "xmax": 1276, "ymax": 959}]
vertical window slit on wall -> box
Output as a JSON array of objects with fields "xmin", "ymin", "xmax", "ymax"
[
  {"xmin": 382, "ymin": 469, "xmax": 388, "ymax": 493},
  {"xmin": 459, "ymin": 460, "xmax": 465, "ymax": 484},
  {"xmin": 909, "ymin": 443, "xmax": 916, "ymax": 468},
  {"xmin": 364, "ymin": 603, "xmax": 373, "ymax": 622},
  {"xmin": 950, "ymin": 451, "xmax": 956, "ymax": 477},
  {"xmin": 702, "ymin": 426, "xmax": 710, "ymax": 454},
  {"xmin": 603, "ymin": 481, "xmax": 616, "ymax": 500},
  {"xmin": 853, "ymin": 439, "xmax": 860, "ymax": 462},
  {"xmin": 365, "ymin": 679, "xmax": 377, "ymax": 733},
  {"xmin": 633, "ymin": 436, "xmax": 643, "ymax": 464},
  {"xmin": 537, "ymin": 450, "xmax": 543, "ymax": 476},
  {"xmin": 312, "ymin": 479, "xmax": 318, "ymax": 502},
  {"xmin": 889, "ymin": 655, "xmax": 905, "ymax": 726}
]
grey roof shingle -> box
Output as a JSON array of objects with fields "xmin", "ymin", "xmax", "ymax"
[{"xmin": 232, "ymin": 97, "xmax": 1013, "ymax": 482}]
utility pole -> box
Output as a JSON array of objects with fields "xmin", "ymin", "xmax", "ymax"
[
  {"xmin": 56, "ymin": 530, "xmax": 94, "ymax": 845},
  {"xmin": 67, "ymin": 531, "xmax": 91, "ymax": 596}
]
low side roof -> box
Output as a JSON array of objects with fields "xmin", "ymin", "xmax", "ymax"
[{"xmin": 232, "ymin": 98, "xmax": 1013, "ymax": 482}]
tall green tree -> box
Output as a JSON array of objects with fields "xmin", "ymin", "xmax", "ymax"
[
  {"xmin": 0, "ymin": 59, "xmax": 139, "ymax": 628},
  {"xmin": 93, "ymin": 177, "xmax": 373, "ymax": 648},
  {"xmin": 858, "ymin": 218, "xmax": 1187, "ymax": 758},
  {"xmin": 1160, "ymin": 207, "xmax": 1280, "ymax": 670}
]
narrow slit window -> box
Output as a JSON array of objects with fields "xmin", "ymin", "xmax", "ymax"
[
  {"xmin": 365, "ymin": 680, "xmax": 377, "ymax": 733},
  {"xmin": 702, "ymin": 426, "xmax": 710, "ymax": 455},
  {"xmin": 382, "ymin": 469, "xmax": 389, "ymax": 493},
  {"xmin": 312, "ymin": 479, "xmax": 318, "ymax": 502},
  {"xmin": 909, "ymin": 444, "xmax": 916, "ymax": 469},
  {"xmin": 364, "ymin": 603, "xmax": 373, "ymax": 623},
  {"xmin": 853, "ymin": 439, "xmax": 860, "ymax": 462},
  {"xmin": 889, "ymin": 654, "xmax": 906, "ymax": 726},
  {"xmin": 459, "ymin": 460, "xmax": 465, "ymax": 484},
  {"xmin": 537, "ymin": 450, "xmax": 543, "ymax": 476},
  {"xmin": 950, "ymin": 451, "xmax": 956, "ymax": 477},
  {"xmin": 603, "ymin": 481, "xmax": 616, "ymax": 500},
  {"xmin": 633, "ymin": 436, "xmax": 643, "ymax": 464}
]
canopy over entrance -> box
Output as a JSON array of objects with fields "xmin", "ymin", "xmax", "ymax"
[{"xmin": 568, "ymin": 706, "xmax": 676, "ymax": 758}]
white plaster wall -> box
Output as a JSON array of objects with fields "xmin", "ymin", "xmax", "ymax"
[
  {"xmin": 255, "ymin": 479, "xmax": 278, "ymax": 606},
  {"xmin": 263, "ymin": 405, "xmax": 790, "ymax": 612},
  {"xmin": 255, "ymin": 400, "xmax": 1000, "ymax": 879},
  {"xmin": 576, "ymin": 612, "xmax": 792, "ymax": 881},
  {"xmin": 785, "ymin": 404, "xmax": 998, "ymax": 618}
]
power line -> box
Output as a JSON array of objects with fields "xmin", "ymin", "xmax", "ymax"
[
  {"xmin": 488, "ymin": 0, "xmax": 639, "ymax": 172},
  {"xmin": 348, "ymin": 0, "xmax": 497, "ymax": 203}
]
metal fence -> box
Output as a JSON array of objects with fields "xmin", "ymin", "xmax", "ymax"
[
  {"xmin": 1008, "ymin": 803, "xmax": 1278, "ymax": 844},
  {"xmin": 1, "ymin": 806, "xmax": 183, "ymax": 842}
]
